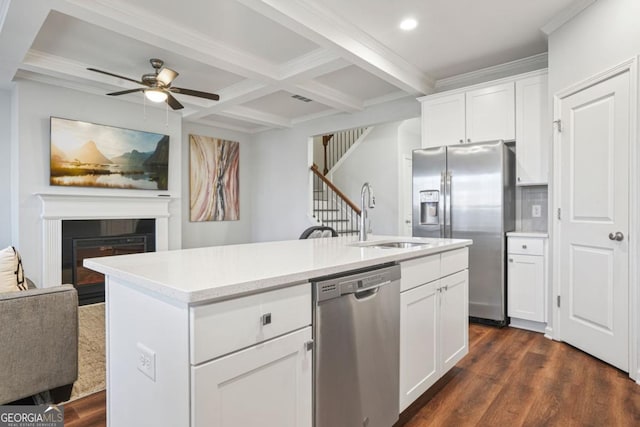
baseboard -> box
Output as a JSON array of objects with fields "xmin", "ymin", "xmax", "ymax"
[
  {"xmin": 544, "ymin": 325, "xmax": 554, "ymax": 340},
  {"xmin": 509, "ymin": 317, "xmax": 546, "ymax": 333}
]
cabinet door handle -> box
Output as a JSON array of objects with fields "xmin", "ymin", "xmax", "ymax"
[
  {"xmin": 517, "ymin": 177, "xmax": 521, "ymax": 182},
  {"xmin": 305, "ymin": 340, "xmax": 314, "ymax": 351},
  {"xmin": 522, "ymin": 245, "xmax": 527, "ymax": 249},
  {"xmin": 261, "ymin": 313, "xmax": 272, "ymax": 325},
  {"xmin": 467, "ymin": 138, "xmax": 471, "ymax": 143},
  {"xmin": 459, "ymin": 139, "xmax": 464, "ymax": 144},
  {"xmin": 509, "ymin": 258, "xmax": 514, "ymax": 262}
]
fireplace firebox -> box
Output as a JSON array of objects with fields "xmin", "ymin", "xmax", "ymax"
[{"xmin": 62, "ymin": 219, "xmax": 155, "ymax": 305}]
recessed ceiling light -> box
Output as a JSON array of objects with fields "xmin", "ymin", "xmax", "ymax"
[{"xmin": 400, "ymin": 18, "xmax": 418, "ymax": 31}]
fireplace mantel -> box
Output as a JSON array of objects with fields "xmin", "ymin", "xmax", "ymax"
[{"xmin": 37, "ymin": 193, "xmax": 172, "ymax": 288}]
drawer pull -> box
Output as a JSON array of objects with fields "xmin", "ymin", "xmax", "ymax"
[
  {"xmin": 509, "ymin": 258, "xmax": 513, "ymax": 262},
  {"xmin": 261, "ymin": 313, "xmax": 272, "ymax": 326},
  {"xmin": 522, "ymin": 245, "xmax": 527, "ymax": 249}
]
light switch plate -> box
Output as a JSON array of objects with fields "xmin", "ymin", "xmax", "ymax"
[
  {"xmin": 532, "ymin": 205, "xmax": 542, "ymax": 218},
  {"xmin": 137, "ymin": 342, "xmax": 156, "ymax": 381}
]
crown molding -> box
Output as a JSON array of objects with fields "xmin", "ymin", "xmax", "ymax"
[
  {"xmin": 434, "ymin": 53, "xmax": 548, "ymax": 93},
  {"xmin": 541, "ymin": 0, "xmax": 597, "ymax": 35}
]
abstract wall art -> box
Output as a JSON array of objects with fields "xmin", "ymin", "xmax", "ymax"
[
  {"xmin": 189, "ymin": 134, "xmax": 240, "ymax": 221},
  {"xmin": 50, "ymin": 117, "xmax": 170, "ymax": 190}
]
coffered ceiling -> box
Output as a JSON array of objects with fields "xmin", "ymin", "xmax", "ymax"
[{"xmin": 0, "ymin": 0, "xmax": 588, "ymax": 133}]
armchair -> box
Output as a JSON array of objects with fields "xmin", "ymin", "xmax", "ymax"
[{"xmin": 0, "ymin": 284, "xmax": 78, "ymax": 404}]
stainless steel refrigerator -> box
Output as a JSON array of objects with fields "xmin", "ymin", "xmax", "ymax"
[{"xmin": 412, "ymin": 140, "xmax": 515, "ymax": 325}]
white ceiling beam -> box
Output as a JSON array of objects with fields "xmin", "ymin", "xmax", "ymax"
[
  {"xmin": 0, "ymin": 0, "xmax": 52, "ymax": 89},
  {"xmin": 278, "ymin": 49, "xmax": 348, "ymax": 81},
  {"xmin": 192, "ymin": 117, "xmax": 260, "ymax": 134},
  {"xmin": 236, "ymin": 0, "xmax": 434, "ymax": 95},
  {"xmin": 57, "ymin": 1, "xmax": 369, "ymax": 116},
  {"xmin": 183, "ymin": 80, "xmax": 277, "ymax": 121},
  {"xmin": 58, "ymin": 0, "xmax": 281, "ymax": 81},
  {"xmin": 291, "ymin": 80, "xmax": 362, "ymax": 112},
  {"xmin": 219, "ymin": 106, "xmax": 292, "ymax": 129}
]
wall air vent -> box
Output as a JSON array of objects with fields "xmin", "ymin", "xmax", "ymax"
[{"xmin": 292, "ymin": 94, "xmax": 313, "ymax": 103}]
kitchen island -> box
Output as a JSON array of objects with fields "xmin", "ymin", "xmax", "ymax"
[{"xmin": 84, "ymin": 235, "xmax": 471, "ymax": 427}]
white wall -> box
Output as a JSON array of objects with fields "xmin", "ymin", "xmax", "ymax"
[
  {"xmin": 330, "ymin": 122, "xmax": 401, "ymax": 235},
  {"xmin": 249, "ymin": 96, "xmax": 420, "ymax": 242},
  {"xmin": 548, "ymin": 0, "xmax": 640, "ymax": 376},
  {"xmin": 181, "ymin": 122, "xmax": 253, "ymax": 248},
  {"xmin": 12, "ymin": 80, "xmax": 182, "ymax": 286},
  {"xmin": 548, "ymin": 0, "xmax": 640, "ymax": 95},
  {"xmin": 0, "ymin": 90, "xmax": 11, "ymax": 247}
]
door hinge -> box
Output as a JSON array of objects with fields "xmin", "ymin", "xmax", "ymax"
[
  {"xmin": 557, "ymin": 295, "xmax": 561, "ymax": 308},
  {"xmin": 553, "ymin": 119, "xmax": 562, "ymax": 132},
  {"xmin": 557, "ymin": 208, "xmax": 561, "ymax": 220}
]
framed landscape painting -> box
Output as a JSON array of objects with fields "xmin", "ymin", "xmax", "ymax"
[
  {"xmin": 50, "ymin": 117, "xmax": 170, "ymax": 190},
  {"xmin": 189, "ymin": 134, "xmax": 239, "ymax": 221}
]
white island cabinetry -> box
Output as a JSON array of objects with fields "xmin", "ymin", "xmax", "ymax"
[
  {"xmin": 399, "ymin": 247, "xmax": 469, "ymax": 411},
  {"xmin": 85, "ymin": 235, "xmax": 471, "ymax": 427}
]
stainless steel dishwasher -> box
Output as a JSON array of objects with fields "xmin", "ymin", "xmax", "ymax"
[{"xmin": 313, "ymin": 263, "xmax": 401, "ymax": 427}]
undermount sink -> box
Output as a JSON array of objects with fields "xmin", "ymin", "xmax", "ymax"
[{"xmin": 352, "ymin": 240, "xmax": 431, "ymax": 249}]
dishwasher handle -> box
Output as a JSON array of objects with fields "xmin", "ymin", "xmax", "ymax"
[{"xmin": 353, "ymin": 286, "xmax": 380, "ymax": 300}]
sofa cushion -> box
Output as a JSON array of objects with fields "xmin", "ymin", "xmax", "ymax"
[{"xmin": 0, "ymin": 246, "xmax": 26, "ymax": 293}]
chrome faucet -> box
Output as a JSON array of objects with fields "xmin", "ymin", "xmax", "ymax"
[{"xmin": 359, "ymin": 182, "xmax": 375, "ymax": 241}]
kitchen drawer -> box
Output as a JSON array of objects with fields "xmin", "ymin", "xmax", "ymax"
[
  {"xmin": 190, "ymin": 283, "xmax": 311, "ymax": 365},
  {"xmin": 400, "ymin": 254, "xmax": 440, "ymax": 292},
  {"xmin": 441, "ymin": 248, "xmax": 469, "ymax": 277},
  {"xmin": 508, "ymin": 237, "xmax": 544, "ymax": 256}
]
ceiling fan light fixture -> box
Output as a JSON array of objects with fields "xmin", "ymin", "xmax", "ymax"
[{"xmin": 144, "ymin": 88, "xmax": 168, "ymax": 103}]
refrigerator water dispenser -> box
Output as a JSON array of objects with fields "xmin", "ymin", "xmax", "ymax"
[{"xmin": 419, "ymin": 190, "xmax": 440, "ymax": 225}]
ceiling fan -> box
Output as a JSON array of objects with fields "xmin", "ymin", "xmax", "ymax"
[{"xmin": 87, "ymin": 58, "xmax": 220, "ymax": 110}]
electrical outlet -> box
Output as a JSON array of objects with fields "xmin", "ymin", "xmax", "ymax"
[
  {"xmin": 532, "ymin": 205, "xmax": 542, "ymax": 218},
  {"xmin": 137, "ymin": 343, "xmax": 156, "ymax": 381}
]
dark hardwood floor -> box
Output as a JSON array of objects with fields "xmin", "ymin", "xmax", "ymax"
[{"xmin": 64, "ymin": 324, "xmax": 640, "ymax": 426}]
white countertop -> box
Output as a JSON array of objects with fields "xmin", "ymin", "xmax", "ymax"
[
  {"xmin": 84, "ymin": 235, "xmax": 471, "ymax": 304},
  {"xmin": 507, "ymin": 232, "xmax": 548, "ymax": 238}
]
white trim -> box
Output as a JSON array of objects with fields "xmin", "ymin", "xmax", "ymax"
[
  {"xmin": 37, "ymin": 193, "xmax": 171, "ymax": 288},
  {"xmin": 540, "ymin": 0, "xmax": 597, "ymax": 35},
  {"xmin": 421, "ymin": 68, "xmax": 549, "ymax": 102},
  {"xmin": 552, "ymin": 57, "xmax": 638, "ymax": 380},
  {"xmin": 433, "ymin": 54, "xmax": 548, "ymax": 93}
]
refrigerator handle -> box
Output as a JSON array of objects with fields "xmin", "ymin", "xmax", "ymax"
[
  {"xmin": 445, "ymin": 172, "xmax": 452, "ymax": 238},
  {"xmin": 440, "ymin": 171, "xmax": 446, "ymax": 237}
]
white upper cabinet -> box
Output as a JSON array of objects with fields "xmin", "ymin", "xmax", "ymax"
[
  {"xmin": 421, "ymin": 92, "xmax": 466, "ymax": 147},
  {"xmin": 465, "ymin": 82, "xmax": 515, "ymax": 142},
  {"xmin": 515, "ymin": 72, "xmax": 549, "ymax": 185},
  {"xmin": 420, "ymin": 72, "xmax": 549, "ymax": 185},
  {"xmin": 420, "ymin": 82, "xmax": 515, "ymax": 148}
]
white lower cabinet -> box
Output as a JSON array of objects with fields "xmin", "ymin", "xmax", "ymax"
[
  {"xmin": 192, "ymin": 327, "xmax": 312, "ymax": 427},
  {"xmin": 508, "ymin": 255, "xmax": 544, "ymax": 322},
  {"xmin": 507, "ymin": 234, "xmax": 547, "ymax": 332},
  {"xmin": 399, "ymin": 253, "xmax": 469, "ymax": 412}
]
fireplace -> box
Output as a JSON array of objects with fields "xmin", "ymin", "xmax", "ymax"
[
  {"xmin": 38, "ymin": 193, "xmax": 172, "ymax": 299},
  {"xmin": 62, "ymin": 219, "xmax": 156, "ymax": 305}
]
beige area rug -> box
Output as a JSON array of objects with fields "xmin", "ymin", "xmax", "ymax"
[{"xmin": 68, "ymin": 302, "xmax": 106, "ymax": 402}]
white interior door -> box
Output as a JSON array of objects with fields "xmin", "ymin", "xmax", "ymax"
[{"xmin": 557, "ymin": 70, "xmax": 630, "ymax": 371}]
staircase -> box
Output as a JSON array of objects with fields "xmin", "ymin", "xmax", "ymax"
[
  {"xmin": 310, "ymin": 127, "xmax": 368, "ymax": 235},
  {"xmin": 310, "ymin": 164, "xmax": 360, "ymax": 235}
]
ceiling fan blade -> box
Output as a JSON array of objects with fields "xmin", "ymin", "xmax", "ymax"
[
  {"xmin": 166, "ymin": 93, "xmax": 184, "ymax": 110},
  {"xmin": 87, "ymin": 67, "xmax": 145, "ymax": 85},
  {"xmin": 157, "ymin": 67, "xmax": 179, "ymax": 86},
  {"xmin": 107, "ymin": 88, "xmax": 145, "ymax": 96},
  {"xmin": 170, "ymin": 87, "xmax": 220, "ymax": 101}
]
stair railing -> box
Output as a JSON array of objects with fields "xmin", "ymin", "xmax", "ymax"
[
  {"xmin": 322, "ymin": 127, "xmax": 367, "ymax": 175},
  {"xmin": 310, "ymin": 164, "xmax": 361, "ymax": 235}
]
